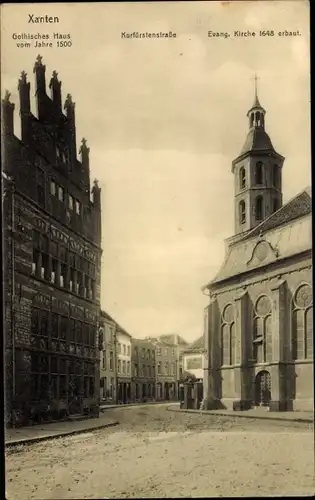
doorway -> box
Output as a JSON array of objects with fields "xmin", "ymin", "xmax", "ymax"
[{"xmin": 255, "ymin": 370, "xmax": 271, "ymax": 406}]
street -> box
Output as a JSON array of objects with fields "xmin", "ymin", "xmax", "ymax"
[{"xmin": 6, "ymin": 404, "xmax": 314, "ymax": 499}]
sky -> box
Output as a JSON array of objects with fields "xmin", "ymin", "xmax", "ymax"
[{"xmin": 1, "ymin": 1, "xmax": 311, "ymax": 342}]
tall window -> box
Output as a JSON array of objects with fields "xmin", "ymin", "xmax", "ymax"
[
  {"xmin": 255, "ymin": 196, "xmax": 264, "ymax": 221},
  {"xmin": 272, "ymin": 164, "xmax": 279, "ymax": 188},
  {"xmin": 239, "ymin": 200, "xmax": 246, "ymax": 224},
  {"xmin": 157, "ymin": 361, "xmax": 161, "ymax": 374},
  {"xmin": 253, "ymin": 295, "xmax": 272, "ymax": 363},
  {"xmin": 292, "ymin": 284, "xmax": 313, "ymax": 360},
  {"xmin": 109, "ymin": 351, "xmax": 113, "ymax": 370},
  {"xmin": 255, "ymin": 162, "xmax": 263, "ymax": 185},
  {"xmin": 239, "ymin": 167, "xmax": 246, "ymax": 190},
  {"xmin": 273, "ymin": 198, "xmax": 280, "ymax": 213},
  {"xmin": 221, "ymin": 304, "xmax": 235, "ymax": 366}
]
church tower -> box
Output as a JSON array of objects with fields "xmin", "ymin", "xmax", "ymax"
[{"xmin": 232, "ymin": 76, "xmax": 285, "ymax": 235}]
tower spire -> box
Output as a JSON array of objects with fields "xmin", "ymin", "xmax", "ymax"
[{"xmin": 252, "ymin": 73, "xmax": 261, "ymax": 107}]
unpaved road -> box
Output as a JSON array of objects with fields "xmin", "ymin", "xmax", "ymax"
[{"xmin": 6, "ymin": 405, "xmax": 315, "ymax": 499}]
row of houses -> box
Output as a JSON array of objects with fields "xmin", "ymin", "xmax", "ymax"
[{"xmin": 99, "ymin": 310, "xmax": 199, "ymax": 404}]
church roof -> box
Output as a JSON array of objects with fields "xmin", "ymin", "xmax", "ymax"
[
  {"xmin": 240, "ymin": 127, "xmax": 276, "ymax": 156},
  {"xmin": 203, "ymin": 187, "xmax": 312, "ymax": 287}
]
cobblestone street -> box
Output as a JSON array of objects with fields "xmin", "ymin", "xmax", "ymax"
[{"xmin": 6, "ymin": 405, "xmax": 314, "ymax": 499}]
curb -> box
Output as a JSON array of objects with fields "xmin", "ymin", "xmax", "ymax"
[
  {"xmin": 5, "ymin": 420, "xmax": 119, "ymax": 448},
  {"xmin": 100, "ymin": 401, "xmax": 174, "ymax": 411},
  {"xmin": 166, "ymin": 406, "xmax": 314, "ymax": 424}
]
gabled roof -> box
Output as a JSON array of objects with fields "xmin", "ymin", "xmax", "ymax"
[
  {"xmin": 100, "ymin": 309, "xmax": 132, "ymax": 338},
  {"xmin": 182, "ymin": 336, "xmax": 205, "ymax": 354},
  {"xmin": 203, "ymin": 187, "xmax": 312, "ymax": 288},
  {"xmin": 242, "ymin": 187, "xmax": 311, "ymax": 240}
]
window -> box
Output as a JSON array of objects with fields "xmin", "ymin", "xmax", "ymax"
[
  {"xmin": 123, "ymin": 344, "xmax": 126, "ymax": 355},
  {"xmin": 273, "ymin": 198, "xmax": 280, "ymax": 213},
  {"xmin": 50, "ymin": 180, "xmax": 56, "ymax": 196},
  {"xmin": 164, "ymin": 348, "xmax": 168, "ymax": 356},
  {"xmin": 51, "ymin": 258, "xmax": 58, "ymax": 284},
  {"xmin": 142, "ymin": 348, "xmax": 145, "ymax": 358},
  {"xmin": 221, "ymin": 304, "xmax": 236, "ymax": 366},
  {"xmin": 292, "ymin": 284, "xmax": 313, "ymax": 360},
  {"xmin": 122, "ymin": 361, "xmax": 126, "ymax": 374},
  {"xmin": 272, "ymin": 164, "xmax": 279, "ymax": 188},
  {"xmin": 75, "ymin": 199, "xmax": 81, "ymax": 215},
  {"xmin": 164, "ymin": 362, "xmax": 169, "ymax": 375},
  {"xmin": 127, "ymin": 345, "xmax": 130, "ymax": 356},
  {"xmin": 118, "ymin": 359, "xmax": 121, "ymax": 374},
  {"xmin": 239, "ymin": 200, "xmax": 246, "ymax": 224},
  {"xmin": 68, "ymin": 195, "xmax": 74, "ymax": 211},
  {"xmin": 117, "ymin": 343, "xmax": 121, "ymax": 354},
  {"xmin": 156, "ymin": 347, "xmax": 161, "ymax": 356},
  {"xmin": 147, "ymin": 349, "xmax": 150, "ymax": 360},
  {"xmin": 58, "ymin": 185, "xmax": 65, "ymax": 202},
  {"xmin": 102, "ymin": 352, "xmax": 106, "ymax": 370},
  {"xmin": 134, "ymin": 364, "xmax": 138, "ymax": 377},
  {"xmin": 157, "ymin": 362, "xmax": 161, "ymax": 374},
  {"xmin": 109, "ymin": 351, "xmax": 113, "ymax": 370},
  {"xmin": 255, "ymin": 162, "xmax": 263, "ymax": 185},
  {"xmin": 127, "ymin": 361, "xmax": 130, "ymax": 374},
  {"xmin": 239, "ymin": 167, "xmax": 246, "ymax": 190},
  {"xmin": 255, "ymin": 196, "xmax": 263, "ymax": 221},
  {"xmin": 252, "ymin": 295, "xmax": 273, "ymax": 364},
  {"xmin": 172, "ymin": 348, "xmax": 175, "ymax": 356},
  {"xmin": 51, "ymin": 313, "xmax": 59, "ymax": 338}
]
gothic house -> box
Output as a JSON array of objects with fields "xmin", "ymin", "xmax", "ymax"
[{"xmin": 2, "ymin": 56, "xmax": 102, "ymax": 426}]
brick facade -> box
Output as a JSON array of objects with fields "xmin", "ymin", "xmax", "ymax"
[{"xmin": 2, "ymin": 56, "xmax": 102, "ymax": 427}]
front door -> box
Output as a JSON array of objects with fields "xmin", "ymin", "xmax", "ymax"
[{"xmin": 255, "ymin": 370, "xmax": 271, "ymax": 406}]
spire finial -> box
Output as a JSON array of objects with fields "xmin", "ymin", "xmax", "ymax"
[{"xmin": 253, "ymin": 73, "xmax": 259, "ymax": 100}]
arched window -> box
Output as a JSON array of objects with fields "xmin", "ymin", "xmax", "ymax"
[
  {"xmin": 250, "ymin": 113, "xmax": 254, "ymax": 128},
  {"xmin": 253, "ymin": 295, "xmax": 272, "ymax": 363},
  {"xmin": 239, "ymin": 200, "xmax": 246, "ymax": 224},
  {"xmin": 255, "ymin": 196, "xmax": 264, "ymax": 221},
  {"xmin": 240, "ymin": 167, "xmax": 246, "ymax": 189},
  {"xmin": 292, "ymin": 284, "xmax": 313, "ymax": 360},
  {"xmin": 255, "ymin": 111, "xmax": 260, "ymax": 126},
  {"xmin": 239, "ymin": 167, "xmax": 246, "ymax": 190},
  {"xmin": 255, "ymin": 162, "xmax": 263, "ymax": 185},
  {"xmin": 221, "ymin": 304, "xmax": 235, "ymax": 366}
]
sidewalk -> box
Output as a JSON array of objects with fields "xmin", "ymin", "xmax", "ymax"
[
  {"xmin": 5, "ymin": 413, "xmax": 119, "ymax": 447},
  {"xmin": 167, "ymin": 404, "xmax": 314, "ymax": 423}
]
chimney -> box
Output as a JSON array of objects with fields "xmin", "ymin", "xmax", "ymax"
[
  {"xmin": 2, "ymin": 90, "xmax": 15, "ymax": 135},
  {"xmin": 49, "ymin": 70, "xmax": 62, "ymax": 111}
]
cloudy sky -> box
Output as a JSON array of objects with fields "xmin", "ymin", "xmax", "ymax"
[{"xmin": 1, "ymin": 1, "xmax": 310, "ymax": 341}]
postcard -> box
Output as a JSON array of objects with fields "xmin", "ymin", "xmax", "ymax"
[{"xmin": 2, "ymin": 1, "xmax": 313, "ymax": 499}]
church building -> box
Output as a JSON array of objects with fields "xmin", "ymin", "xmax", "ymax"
[{"xmin": 202, "ymin": 84, "xmax": 312, "ymax": 412}]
